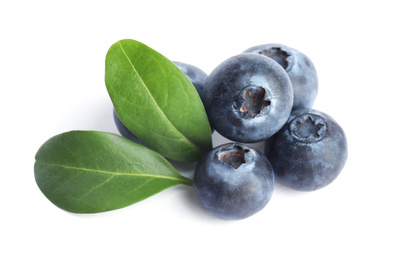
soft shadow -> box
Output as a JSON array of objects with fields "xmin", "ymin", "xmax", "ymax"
[
  {"xmin": 273, "ymin": 180, "xmax": 311, "ymax": 198},
  {"xmin": 212, "ymin": 131, "xmax": 266, "ymax": 153}
]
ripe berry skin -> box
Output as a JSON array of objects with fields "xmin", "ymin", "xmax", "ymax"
[
  {"xmin": 193, "ymin": 143, "xmax": 274, "ymax": 220},
  {"xmin": 244, "ymin": 44, "xmax": 318, "ymax": 109},
  {"xmin": 265, "ymin": 108, "xmax": 348, "ymax": 191},
  {"xmin": 203, "ymin": 53, "xmax": 293, "ymax": 142}
]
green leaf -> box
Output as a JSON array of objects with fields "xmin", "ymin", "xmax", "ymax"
[
  {"xmin": 34, "ymin": 131, "xmax": 192, "ymax": 213},
  {"xmin": 105, "ymin": 39, "xmax": 212, "ymax": 162}
]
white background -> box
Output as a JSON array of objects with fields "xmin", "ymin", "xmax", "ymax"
[{"xmin": 1, "ymin": 1, "xmax": 396, "ymax": 259}]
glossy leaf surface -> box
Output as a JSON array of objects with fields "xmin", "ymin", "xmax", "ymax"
[
  {"xmin": 34, "ymin": 131, "xmax": 192, "ymax": 213},
  {"xmin": 105, "ymin": 39, "xmax": 212, "ymax": 162}
]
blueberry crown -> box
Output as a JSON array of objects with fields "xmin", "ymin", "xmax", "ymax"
[
  {"xmin": 257, "ymin": 47, "xmax": 293, "ymax": 70},
  {"xmin": 215, "ymin": 143, "xmax": 253, "ymax": 170},
  {"xmin": 289, "ymin": 113, "xmax": 328, "ymax": 143}
]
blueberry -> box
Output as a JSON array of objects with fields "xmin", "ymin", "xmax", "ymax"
[
  {"xmin": 265, "ymin": 108, "xmax": 348, "ymax": 191},
  {"xmin": 193, "ymin": 143, "xmax": 274, "ymax": 220},
  {"xmin": 114, "ymin": 61, "xmax": 210, "ymax": 142},
  {"xmin": 203, "ymin": 53, "xmax": 293, "ymax": 142},
  {"xmin": 243, "ymin": 44, "xmax": 318, "ymax": 109},
  {"xmin": 173, "ymin": 61, "xmax": 207, "ymax": 100}
]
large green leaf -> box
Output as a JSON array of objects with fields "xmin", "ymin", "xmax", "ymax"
[
  {"xmin": 105, "ymin": 39, "xmax": 212, "ymax": 162},
  {"xmin": 34, "ymin": 131, "xmax": 192, "ymax": 213}
]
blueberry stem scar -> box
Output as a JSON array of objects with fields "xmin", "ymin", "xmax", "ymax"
[
  {"xmin": 258, "ymin": 47, "xmax": 290, "ymax": 70},
  {"xmin": 289, "ymin": 114, "xmax": 328, "ymax": 143},
  {"xmin": 216, "ymin": 144, "xmax": 251, "ymax": 170},
  {"xmin": 240, "ymin": 86, "xmax": 270, "ymax": 118},
  {"xmin": 219, "ymin": 151, "xmax": 246, "ymax": 169}
]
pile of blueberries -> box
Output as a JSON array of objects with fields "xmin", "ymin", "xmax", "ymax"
[{"xmin": 114, "ymin": 43, "xmax": 348, "ymax": 221}]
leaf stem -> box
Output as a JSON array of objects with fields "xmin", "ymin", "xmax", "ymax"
[{"xmin": 181, "ymin": 176, "xmax": 193, "ymax": 186}]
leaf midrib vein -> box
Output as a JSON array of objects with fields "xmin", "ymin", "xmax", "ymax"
[
  {"xmin": 117, "ymin": 41, "xmax": 204, "ymax": 153},
  {"xmin": 36, "ymin": 162, "xmax": 183, "ymax": 182}
]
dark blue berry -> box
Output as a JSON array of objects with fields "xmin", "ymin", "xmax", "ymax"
[
  {"xmin": 265, "ymin": 108, "xmax": 348, "ymax": 191},
  {"xmin": 193, "ymin": 143, "xmax": 274, "ymax": 220},
  {"xmin": 203, "ymin": 53, "xmax": 293, "ymax": 142}
]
